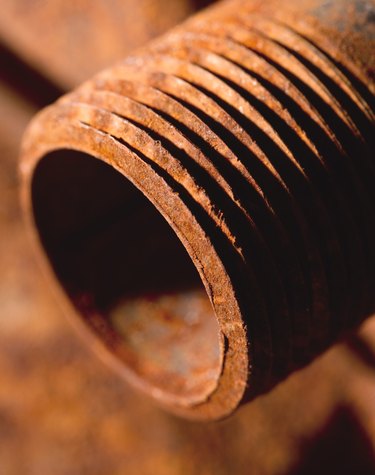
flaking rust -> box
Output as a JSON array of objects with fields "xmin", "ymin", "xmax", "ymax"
[{"xmin": 20, "ymin": 0, "xmax": 375, "ymax": 420}]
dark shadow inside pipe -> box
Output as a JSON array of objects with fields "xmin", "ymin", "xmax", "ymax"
[{"xmin": 31, "ymin": 149, "xmax": 221, "ymax": 404}]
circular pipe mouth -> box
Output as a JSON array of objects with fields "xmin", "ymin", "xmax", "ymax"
[
  {"xmin": 31, "ymin": 149, "xmax": 223, "ymax": 407},
  {"xmin": 19, "ymin": 0, "xmax": 375, "ymax": 420}
]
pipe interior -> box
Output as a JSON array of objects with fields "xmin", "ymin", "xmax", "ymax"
[{"xmin": 31, "ymin": 150, "xmax": 222, "ymax": 404}]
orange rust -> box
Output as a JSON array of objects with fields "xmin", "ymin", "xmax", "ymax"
[
  {"xmin": 0, "ymin": 0, "xmax": 214, "ymax": 89},
  {"xmin": 20, "ymin": 0, "xmax": 375, "ymax": 420}
]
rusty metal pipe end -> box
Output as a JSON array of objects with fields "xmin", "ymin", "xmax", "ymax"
[{"xmin": 20, "ymin": 0, "xmax": 375, "ymax": 419}]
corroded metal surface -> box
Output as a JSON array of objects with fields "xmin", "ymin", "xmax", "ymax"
[
  {"xmin": 0, "ymin": 0, "xmax": 213, "ymax": 89},
  {"xmin": 20, "ymin": 0, "xmax": 375, "ymax": 420}
]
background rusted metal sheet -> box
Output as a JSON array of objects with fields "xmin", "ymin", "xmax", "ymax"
[{"xmin": 0, "ymin": 0, "xmax": 211, "ymax": 89}]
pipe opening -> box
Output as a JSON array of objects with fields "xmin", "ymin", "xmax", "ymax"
[{"xmin": 31, "ymin": 149, "xmax": 222, "ymax": 405}]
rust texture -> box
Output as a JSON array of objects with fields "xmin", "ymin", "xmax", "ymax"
[
  {"xmin": 20, "ymin": 0, "xmax": 375, "ymax": 420},
  {"xmin": 0, "ymin": 0, "xmax": 213, "ymax": 89}
]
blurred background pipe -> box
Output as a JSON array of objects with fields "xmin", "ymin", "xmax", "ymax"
[{"xmin": 20, "ymin": 0, "xmax": 375, "ymax": 420}]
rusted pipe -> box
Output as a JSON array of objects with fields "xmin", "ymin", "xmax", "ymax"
[{"xmin": 20, "ymin": 0, "xmax": 375, "ymax": 420}]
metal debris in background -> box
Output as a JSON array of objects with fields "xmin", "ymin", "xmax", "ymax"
[{"xmin": 19, "ymin": 0, "xmax": 374, "ymax": 422}]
